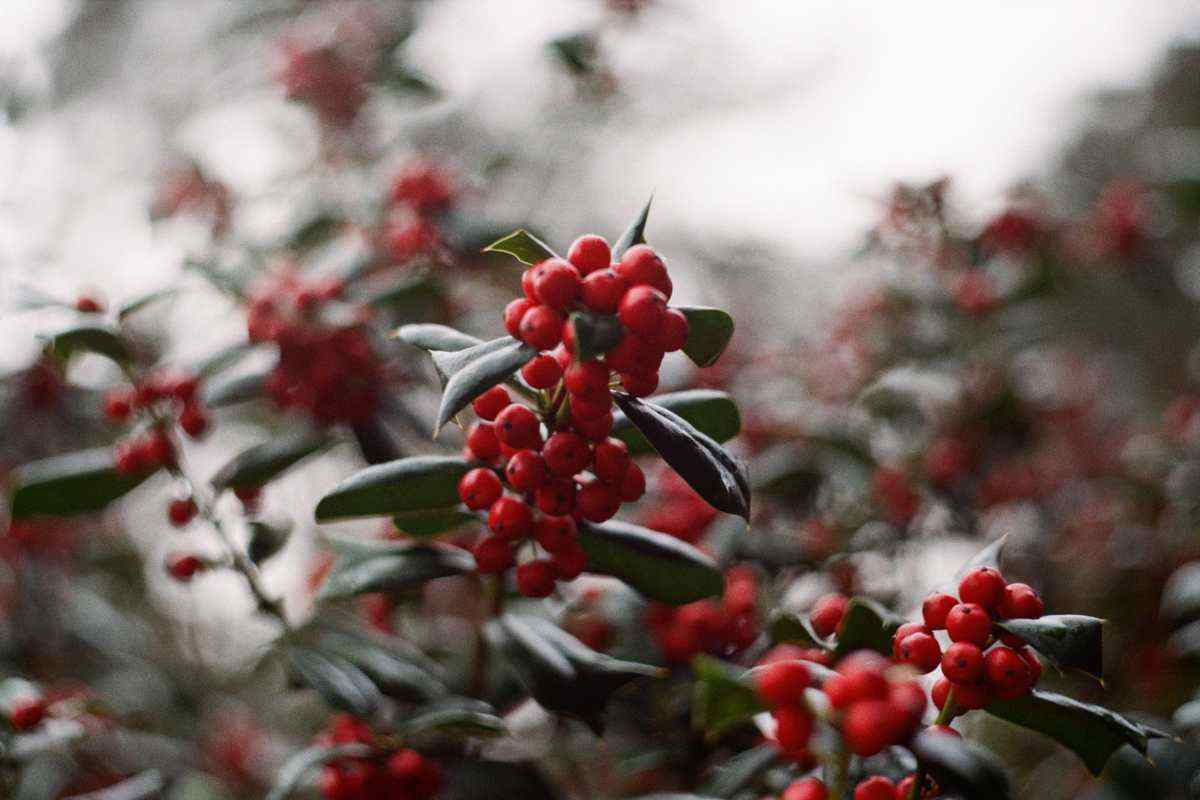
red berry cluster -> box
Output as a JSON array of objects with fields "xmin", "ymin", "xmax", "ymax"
[
  {"xmin": 247, "ymin": 272, "xmax": 383, "ymax": 425},
  {"xmin": 891, "ymin": 567, "xmax": 1044, "ymax": 712},
  {"xmin": 458, "ymin": 379, "xmax": 647, "ymax": 598},
  {"xmin": 313, "ymin": 715, "xmax": 441, "ymax": 800},
  {"xmin": 381, "ymin": 159, "xmax": 455, "ymax": 264},
  {"xmin": 825, "ymin": 651, "xmax": 926, "ymax": 757},
  {"xmin": 647, "ymin": 566, "xmax": 758, "ymax": 663},
  {"xmin": 504, "ymin": 236, "xmax": 689, "ymax": 398},
  {"xmin": 852, "ymin": 771, "xmax": 945, "ymax": 800},
  {"xmin": 754, "ymin": 657, "xmax": 815, "ymax": 761}
]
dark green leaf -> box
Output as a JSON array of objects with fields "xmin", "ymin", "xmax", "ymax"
[
  {"xmin": 247, "ymin": 520, "xmax": 291, "ymax": 565},
  {"xmin": 678, "ymin": 307, "xmax": 734, "ymax": 368},
  {"xmin": 49, "ymin": 326, "xmax": 130, "ymax": 364},
  {"xmin": 118, "ymin": 289, "xmax": 175, "ymax": 320},
  {"xmin": 398, "ymin": 706, "xmax": 506, "ymax": 738},
  {"xmin": 10, "ymin": 448, "xmax": 151, "ymax": 519},
  {"xmin": 395, "ymin": 323, "xmax": 482, "ymax": 352},
  {"xmin": 911, "ymin": 728, "xmax": 1012, "ymax": 800},
  {"xmin": 382, "ymin": 66, "xmax": 439, "ymax": 96},
  {"xmin": 987, "ymin": 690, "xmax": 1165, "ymax": 775},
  {"xmin": 285, "ymin": 213, "xmax": 345, "ymax": 252},
  {"xmin": 691, "ymin": 655, "xmax": 764, "ymax": 735},
  {"xmin": 993, "ymin": 614, "xmax": 1103, "ymax": 680},
  {"xmin": 211, "ymin": 431, "xmax": 332, "ymax": 491},
  {"xmin": 952, "ymin": 535, "xmax": 1008, "ymax": 585},
  {"xmin": 366, "ymin": 275, "xmax": 447, "ymax": 323},
  {"xmin": 265, "ymin": 743, "xmax": 371, "ymax": 800},
  {"xmin": 482, "ymin": 229, "xmax": 558, "ymax": 265},
  {"xmin": 350, "ymin": 417, "xmax": 404, "ymax": 465},
  {"xmin": 429, "ymin": 337, "xmax": 514, "ymax": 381},
  {"xmin": 393, "ymin": 508, "xmax": 479, "ymax": 538},
  {"xmin": 202, "ymin": 369, "xmax": 268, "ymax": 407},
  {"xmin": 518, "ymin": 615, "xmax": 662, "ymax": 679},
  {"xmin": 578, "ymin": 519, "xmax": 724, "ymax": 605},
  {"xmin": 285, "ymin": 647, "xmax": 382, "ymax": 717},
  {"xmin": 698, "ymin": 743, "xmax": 780, "ymax": 798},
  {"xmin": 613, "ymin": 197, "xmax": 653, "ymax": 259},
  {"xmin": 613, "ymin": 392, "xmax": 750, "ymax": 519},
  {"xmin": 318, "ymin": 541, "xmax": 474, "ymax": 600},
  {"xmin": 434, "ymin": 338, "xmax": 537, "ymax": 435},
  {"xmin": 612, "ymin": 390, "xmax": 741, "ymax": 454},
  {"xmin": 569, "ymin": 311, "xmax": 623, "ymax": 361},
  {"xmin": 317, "ymin": 631, "xmax": 447, "ymax": 702},
  {"xmin": 315, "ymin": 455, "xmax": 470, "ymax": 521},
  {"xmin": 833, "ymin": 597, "xmax": 904, "ymax": 656},
  {"xmin": 767, "ymin": 610, "xmax": 831, "ymax": 651},
  {"xmin": 548, "ymin": 33, "xmax": 599, "ymax": 76}
]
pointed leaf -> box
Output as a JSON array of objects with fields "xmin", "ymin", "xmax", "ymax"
[
  {"xmin": 285, "ymin": 647, "xmax": 382, "ymax": 717},
  {"xmin": 767, "ymin": 610, "xmax": 832, "ymax": 651},
  {"xmin": 569, "ymin": 311, "xmax": 623, "ymax": 361},
  {"xmin": 691, "ymin": 655, "xmax": 765, "ymax": 735},
  {"xmin": 911, "ymin": 728, "xmax": 1012, "ymax": 800},
  {"xmin": 612, "ymin": 390, "xmax": 741, "ymax": 455},
  {"xmin": 483, "ymin": 230, "xmax": 558, "ymax": 265},
  {"xmin": 395, "ymin": 323, "xmax": 482, "ymax": 352},
  {"xmin": 211, "ymin": 432, "xmax": 333, "ymax": 491},
  {"xmin": 578, "ymin": 519, "xmax": 724, "ymax": 605},
  {"xmin": 316, "ymin": 630, "xmax": 447, "ymax": 702},
  {"xmin": 247, "ymin": 520, "xmax": 291, "ymax": 565},
  {"xmin": 613, "ymin": 197, "xmax": 652, "ymax": 259},
  {"xmin": 318, "ymin": 542, "xmax": 474, "ymax": 600},
  {"xmin": 49, "ymin": 326, "xmax": 130, "ymax": 364},
  {"xmin": 613, "ymin": 392, "xmax": 749, "ymax": 519},
  {"xmin": 393, "ymin": 508, "xmax": 479, "ymax": 538},
  {"xmin": 993, "ymin": 614, "xmax": 1103, "ymax": 680},
  {"xmin": 10, "ymin": 448, "xmax": 151, "ymax": 519},
  {"xmin": 678, "ymin": 307, "xmax": 734, "ymax": 368},
  {"xmin": 350, "ymin": 417, "xmax": 404, "ymax": 465},
  {"xmin": 118, "ymin": 289, "xmax": 175, "ymax": 320},
  {"xmin": 833, "ymin": 597, "xmax": 904, "ymax": 656},
  {"xmin": 398, "ymin": 706, "xmax": 506, "ymax": 738},
  {"xmin": 434, "ymin": 338, "xmax": 538, "ymax": 435},
  {"xmin": 315, "ymin": 456, "xmax": 470, "ymax": 521},
  {"xmin": 265, "ymin": 743, "xmax": 371, "ymax": 800},
  {"xmin": 367, "ymin": 276, "xmax": 448, "ymax": 322}
]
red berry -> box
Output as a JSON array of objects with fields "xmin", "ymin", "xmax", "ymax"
[
  {"xmin": 143, "ymin": 428, "xmax": 175, "ymax": 468},
  {"xmin": 959, "ymin": 567, "xmax": 1007, "ymax": 610},
  {"xmin": 573, "ymin": 410, "xmax": 614, "ymax": 441},
  {"xmin": 755, "ymin": 660, "xmax": 810, "ymax": 706},
  {"xmin": 473, "ymin": 535, "xmax": 514, "ymax": 574},
  {"xmin": 564, "ymin": 360, "xmax": 610, "ymax": 398},
  {"xmin": 618, "ymin": 462, "xmax": 646, "ymax": 501},
  {"xmin": 647, "ymin": 307, "xmax": 689, "ymax": 352},
  {"xmin": 233, "ymin": 484, "xmax": 261, "ymax": 505},
  {"xmin": 890, "ymin": 679, "xmax": 927, "ymax": 721},
  {"xmin": 549, "ymin": 343, "xmax": 572, "ymax": 371},
  {"xmin": 521, "ymin": 267, "xmax": 538, "ymax": 301},
  {"xmin": 459, "ymin": 468, "xmax": 502, "ymax": 510},
  {"xmin": 810, "ymin": 593, "xmax": 849, "ymax": 638},
  {"xmin": 932, "ymin": 677, "xmax": 951, "ymax": 710},
  {"xmin": 532, "ymin": 258, "xmax": 583, "ymax": 310},
  {"xmin": 592, "ymin": 438, "xmax": 631, "ymax": 483},
  {"xmin": 891, "ymin": 622, "xmax": 930, "ymax": 660},
  {"xmin": 580, "ymin": 268, "xmax": 628, "ymax": 314},
  {"xmin": 615, "ymin": 244, "xmax": 671, "ymax": 297},
  {"xmin": 576, "ymin": 480, "xmax": 620, "ymax": 522},
  {"xmin": 605, "ymin": 333, "xmax": 662, "ymax": 374},
  {"xmin": 505, "ymin": 449, "xmax": 548, "ymax": 493},
  {"xmin": 167, "ymin": 553, "xmax": 205, "ymax": 582},
  {"xmin": 168, "ymin": 497, "xmax": 197, "ymax": 527},
  {"xmin": 8, "ymin": 697, "xmax": 45, "ymax": 731},
  {"xmin": 843, "ymin": 700, "xmax": 906, "ymax": 757},
  {"xmin": 984, "ymin": 645, "xmax": 1032, "ymax": 693},
  {"xmin": 387, "ymin": 749, "xmax": 442, "ymax": 796},
  {"xmin": 543, "ymin": 432, "xmax": 592, "ymax": 477},
  {"xmin": 521, "ymin": 354, "xmax": 563, "ymax": 389},
  {"xmin": 897, "ymin": 631, "xmax": 942, "ymax": 674},
  {"xmin": 567, "ymin": 234, "xmax": 611, "ymax": 275},
  {"xmin": 782, "ymin": 778, "xmax": 828, "ymax": 800},
  {"xmin": 75, "ymin": 295, "xmax": 103, "ymax": 313},
  {"xmin": 922, "ymin": 592, "xmax": 958, "ymax": 630},
  {"xmin": 533, "ymin": 514, "xmax": 577, "ymax": 553},
  {"xmin": 771, "ymin": 705, "xmax": 813, "ymax": 751},
  {"xmin": 495, "ymin": 404, "xmax": 542, "ymax": 449},
  {"xmin": 942, "ymin": 641, "xmax": 985, "ymax": 684},
  {"xmin": 997, "ymin": 582, "xmax": 1044, "ymax": 620},
  {"xmin": 519, "ymin": 305, "xmax": 565, "ymax": 351},
  {"xmin": 618, "ymin": 286, "xmax": 668, "ymax": 337},
  {"xmin": 949, "ymin": 680, "xmax": 991, "ymax": 710},
  {"xmin": 114, "ymin": 441, "xmax": 146, "ymax": 475},
  {"xmin": 104, "ymin": 389, "xmax": 133, "ymax": 422},
  {"xmin": 1018, "ymin": 646, "xmax": 1042, "ymax": 684},
  {"xmin": 504, "ymin": 298, "xmax": 534, "ymax": 338},
  {"xmin": 620, "ymin": 369, "xmax": 658, "ymax": 397},
  {"xmin": 853, "ymin": 776, "xmax": 896, "ymax": 800},
  {"xmin": 535, "ymin": 478, "xmax": 577, "ymax": 516},
  {"xmin": 945, "ymin": 603, "xmax": 992, "ymax": 646},
  {"xmin": 179, "ymin": 403, "xmax": 209, "ymax": 439},
  {"xmin": 516, "ymin": 560, "xmax": 556, "ymax": 597},
  {"xmin": 550, "ymin": 543, "xmax": 587, "ymax": 579},
  {"xmin": 472, "ymin": 386, "xmax": 511, "ymax": 420},
  {"xmin": 570, "ymin": 391, "xmax": 612, "ymax": 420},
  {"xmin": 487, "ymin": 497, "xmax": 533, "ymax": 540},
  {"xmin": 467, "ymin": 422, "xmax": 501, "ymax": 461}
]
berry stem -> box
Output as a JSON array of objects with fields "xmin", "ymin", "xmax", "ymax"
[{"xmin": 823, "ymin": 737, "xmax": 849, "ymax": 800}]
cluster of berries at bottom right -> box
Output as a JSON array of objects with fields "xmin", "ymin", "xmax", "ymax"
[{"xmin": 313, "ymin": 714, "xmax": 441, "ymax": 800}]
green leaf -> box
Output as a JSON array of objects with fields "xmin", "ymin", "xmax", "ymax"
[
  {"xmin": 613, "ymin": 392, "xmax": 750, "ymax": 519},
  {"xmin": 833, "ymin": 597, "xmax": 904, "ymax": 656},
  {"xmin": 569, "ymin": 311, "xmax": 623, "ymax": 361},
  {"xmin": 698, "ymin": 743, "xmax": 780, "ymax": 798},
  {"xmin": 318, "ymin": 541, "xmax": 474, "ymax": 600},
  {"xmin": 211, "ymin": 431, "xmax": 332, "ymax": 491},
  {"xmin": 285, "ymin": 213, "xmax": 345, "ymax": 252},
  {"xmin": 691, "ymin": 655, "xmax": 764, "ymax": 735},
  {"xmin": 678, "ymin": 307, "xmax": 734, "ymax": 368},
  {"xmin": 548, "ymin": 32, "xmax": 599, "ymax": 76},
  {"xmin": 118, "ymin": 289, "xmax": 175, "ymax": 320},
  {"xmin": 366, "ymin": 275, "xmax": 447, "ymax": 322},
  {"xmin": 613, "ymin": 197, "xmax": 652, "ymax": 259},
  {"xmin": 993, "ymin": 614, "xmax": 1103, "ymax": 680},
  {"xmin": 49, "ymin": 325, "xmax": 130, "ymax": 364},
  {"xmin": 434, "ymin": 338, "xmax": 538, "ymax": 435},
  {"xmin": 315, "ymin": 455, "xmax": 470, "ymax": 522},
  {"xmin": 395, "ymin": 323, "xmax": 482, "ymax": 352},
  {"xmin": 398, "ymin": 706, "xmax": 506, "ymax": 738},
  {"xmin": 9, "ymin": 448, "xmax": 151, "ymax": 519},
  {"xmin": 317, "ymin": 630, "xmax": 447, "ymax": 702},
  {"xmin": 987, "ymin": 689, "xmax": 1165, "ymax": 775},
  {"xmin": 578, "ymin": 519, "xmax": 724, "ymax": 605},
  {"xmin": 767, "ymin": 610, "xmax": 831, "ymax": 651},
  {"xmin": 393, "ymin": 508, "xmax": 479, "ymax": 538},
  {"xmin": 285, "ymin": 647, "xmax": 383, "ymax": 717},
  {"xmin": 202, "ymin": 369, "xmax": 267, "ymax": 407},
  {"xmin": 911, "ymin": 729, "xmax": 1012, "ymax": 800},
  {"xmin": 247, "ymin": 520, "xmax": 291, "ymax": 565},
  {"xmin": 350, "ymin": 417, "xmax": 404, "ymax": 466},
  {"xmin": 483, "ymin": 229, "xmax": 558, "ymax": 265},
  {"xmin": 265, "ymin": 743, "xmax": 372, "ymax": 800},
  {"xmin": 952, "ymin": 535, "xmax": 1008, "ymax": 585},
  {"xmin": 612, "ymin": 390, "xmax": 741, "ymax": 455}
]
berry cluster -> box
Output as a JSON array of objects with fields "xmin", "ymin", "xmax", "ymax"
[
  {"xmin": 753, "ymin": 657, "xmax": 815, "ymax": 762},
  {"xmin": 380, "ymin": 159, "xmax": 455, "ymax": 264},
  {"xmin": 247, "ymin": 272, "xmax": 383, "ymax": 425},
  {"xmin": 274, "ymin": 4, "xmax": 381, "ymax": 128},
  {"xmin": 312, "ymin": 715, "xmax": 441, "ymax": 800},
  {"xmin": 822, "ymin": 651, "xmax": 926, "ymax": 758},
  {"xmin": 647, "ymin": 566, "xmax": 758, "ymax": 663},
  {"xmin": 891, "ymin": 567, "xmax": 1044, "ymax": 712}
]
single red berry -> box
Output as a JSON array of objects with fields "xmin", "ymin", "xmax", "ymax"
[
  {"xmin": 771, "ymin": 705, "xmax": 813, "ymax": 751},
  {"xmin": 167, "ymin": 553, "xmax": 205, "ymax": 582},
  {"xmin": 580, "ymin": 268, "xmax": 628, "ymax": 314},
  {"xmin": 984, "ymin": 645, "xmax": 1032, "ymax": 693},
  {"xmin": 592, "ymin": 438, "xmax": 631, "ymax": 483},
  {"xmin": 561, "ymin": 318, "xmax": 577, "ymax": 354},
  {"xmin": 810, "ymin": 593, "xmax": 849, "ymax": 638},
  {"xmin": 782, "ymin": 778, "xmax": 828, "ymax": 800},
  {"xmin": 505, "ymin": 449, "xmax": 548, "ymax": 493},
  {"xmin": 843, "ymin": 700, "xmax": 906, "ymax": 757},
  {"xmin": 897, "ymin": 631, "xmax": 942, "ymax": 674},
  {"xmin": 1017, "ymin": 646, "xmax": 1042, "ymax": 684},
  {"xmin": 459, "ymin": 468, "xmax": 502, "ymax": 510},
  {"xmin": 543, "ymin": 431, "xmax": 592, "ymax": 477},
  {"xmin": 942, "ymin": 641, "xmax": 985, "ymax": 684},
  {"xmin": 521, "ymin": 267, "xmax": 539, "ymax": 301},
  {"xmin": 620, "ymin": 369, "xmax": 658, "ymax": 397},
  {"xmin": 564, "ymin": 360, "xmax": 611, "ymax": 399},
  {"xmin": 853, "ymin": 776, "xmax": 897, "ymax": 800},
  {"xmin": 931, "ymin": 677, "xmax": 951, "ymax": 710},
  {"xmin": 473, "ymin": 535, "xmax": 514, "ymax": 574},
  {"xmin": 618, "ymin": 462, "xmax": 646, "ymax": 501},
  {"xmin": 569, "ymin": 391, "xmax": 612, "ymax": 420},
  {"xmin": 755, "ymin": 660, "xmax": 810, "ymax": 707},
  {"xmin": 567, "ymin": 234, "xmax": 611, "ymax": 275},
  {"xmin": 550, "ymin": 343, "xmax": 572, "ymax": 371},
  {"xmin": 532, "ymin": 258, "xmax": 583, "ymax": 310},
  {"xmin": 521, "ymin": 354, "xmax": 563, "ymax": 389},
  {"xmin": 516, "ymin": 560, "xmax": 557, "ymax": 597},
  {"xmin": 997, "ymin": 582, "xmax": 1044, "ymax": 620},
  {"xmin": 891, "ymin": 621, "xmax": 930, "ymax": 660},
  {"xmin": 535, "ymin": 478, "xmax": 577, "ymax": 516},
  {"xmin": 179, "ymin": 403, "xmax": 209, "ymax": 439},
  {"xmin": 618, "ymin": 286, "xmax": 668, "ymax": 337},
  {"xmin": 576, "ymin": 480, "xmax": 620, "ymax": 522},
  {"xmin": 233, "ymin": 484, "xmax": 261, "ymax": 505},
  {"xmin": 387, "ymin": 748, "xmax": 442, "ymax": 796},
  {"xmin": 605, "ymin": 333, "xmax": 663, "ymax": 374},
  {"xmin": 945, "ymin": 603, "xmax": 992, "ymax": 646},
  {"xmin": 550, "ymin": 543, "xmax": 587, "ymax": 579},
  {"xmin": 143, "ymin": 428, "xmax": 175, "ymax": 468},
  {"xmin": 75, "ymin": 296, "xmax": 103, "ymax": 313},
  {"xmin": 519, "ymin": 305, "xmax": 565, "ymax": 351},
  {"xmin": 615, "ymin": 244, "xmax": 671, "ymax": 297},
  {"xmin": 114, "ymin": 441, "xmax": 145, "ymax": 476},
  {"xmin": 8, "ymin": 697, "xmax": 46, "ymax": 731},
  {"xmin": 495, "ymin": 404, "xmax": 542, "ymax": 449},
  {"xmin": 472, "ymin": 386, "xmax": 511, "ymax": 421},
  {"xmin": 504, "ymin": 298, "xmax": 534, "ymax": 338},
  {"xmin": 487, "ymin": 496, "xmax": 533, "ymax": 540},
  {"xmin": 959, "ymin": 567, "xmax": 1007, "ymax": 611},
  {"xmin": 533, "ymin": 514, "xmax": 577, "ymax": 553},
  {"xmin": 922, "ymin": 592, "xmax": 958, "ymax": 630},
  {"xmin": 104, "ymin": 389, "xmax": 133, "ymax": 422},
  {"xmin": 573, "ymin": 410, "xmax": 614, "ymax": 441},
  {"xmin": 168, "ymin": 497, "xmax": 197, "ymax": 527},
  {"xmin": 890, "ymin": 679, "xmax": 927, "ymax": 721},
  {"xmin": 647, "ymin": 307, "xmax": 689, "ymax": 352},
  {"xmin": 949, "ymin": 680, "xmax": 991, "ymax": 710},
  {"xmin": 466, "ymin": 422, "xmax": 501, "ymax": 461}
]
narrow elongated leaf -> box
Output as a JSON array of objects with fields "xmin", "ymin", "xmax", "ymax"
[
  {"xmin": 265, "ymin": 743, "xmax": 371, "ymax": 800},
  {"xmin": 987, "ymin": 689, "xmax": 1165, "ymax": 775},
  {"xmin": 318, "ymin": 542, "xmax": 474, "ymax": 600},
  {"xmin": 367, "ymin": 276, "xmax": 447, "ymax": 322},
  {"xmin": 350, "ymin": 417, "xmax": 404, "ymax": 465},
  {"xmin": 393, "ymin": 508, "xmax": 479, "ymax": 538},
  {"xmin": 118, "ymin": 289, "xmax": 175, "ymax": 320},
  {"xmin": 911, "ymin": 729, "xmax": 1012, "ymax": 800},
  {"xmin": 10, "ymin": 448, "xmax": 151, "ymax": 519},
  {"xmin": 833, "ymin": 597, "xmax": 904, "ymax": 656},
  {"xmin": 398, "ymin": 707, "xmax": 506, "ymax": 738},
  {"xmin": 691, "ymin": 656, "xmax": 764, "ymax": 735},
  {"xmin": 483, "ymin": 230, "xmax": 558, "ymax": 265},
  {"xmin": 698, "ymin": 743, "xmax": 780, "ymax": 798},
  {"xmin": 435, "ymin": 338, "xmax": 538, "ymax": 435},
  {"xmin": 211, "ymin": 432, "xmax": 332, "ymax": 490},
  {"xmin": 202, "ymin": 369, "xmax": 267, "ymax": 407},
  {"xmin": 519, "ymin": 615, "xmax": 662, "ymax": 679},
  {"xmin": 613, "ymin": 197, "xmax": 652, "ymax": 259},
  {"xmin": 993, "ymin": 614, "xmax": 1103, "ymax": 679},
  {"xmin": 50, "ymin": 326, "xmax": 130, "ymax": 364},
  {"xmin": 318, "ymin": 631, "xmax": 447, "ymax": 702},
  {"xmin": 613, "ymin": 392, "xmax": 749, "ymax": 519},
  {"xmin": 315, "ymin": 456, "xmax": 470, "ymax": 521},
  {"xmin": 286, "ymin": 648, "xmax": 382, "ymax": 717},
  {"xmin": 677, "ymin": 307, "xmax": 734, "ymax": 368},
  {"xmin": 395, "ymin": 323, "xmax": 481, "ymax": 352},
  {"xmin": 612, "ymin": 390, "xmax": 741, "ymax": 454},
  {"xmin": 578, "ymin": 519, "xmax": 724, "ymax": 605},
  {"xmin": 569, "ymin": 311, "xmax": 623, "ymax": 361}
]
